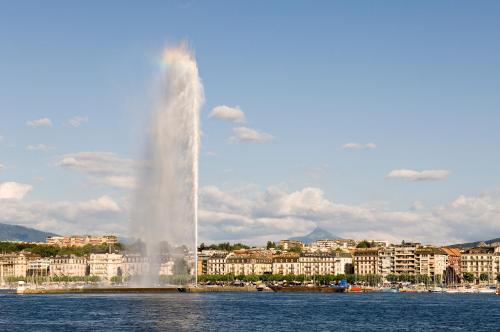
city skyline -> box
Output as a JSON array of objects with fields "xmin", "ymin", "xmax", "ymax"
[{"xmin": 1, "ymin": 1, "xmax": 500, "ymax": 245}]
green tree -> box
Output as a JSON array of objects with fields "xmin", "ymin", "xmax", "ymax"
[
  {"xmin": 288, "ymin": 246, "xmax": 303, "ymax": 254},
  {"xmin": 266, "ymin": 241, "xmax": 277, "ymax": 250},
  {"xmin": 386, "ymin": 274, "xmax": 399, "ymax": 282},
  {"xmin": 479, "ymin": 273, "xmax": 489, "ymax": 282},
  {"xmin": 356, "ymin": 240, "xmax": 373, "ymax": 249},
  {"xmin": 462, "ymin": 272, "xmax": 475, "ymax": 283},
  {"xmin": 496, "ymin": 274, "xmax": 500, "ymax": 282}
]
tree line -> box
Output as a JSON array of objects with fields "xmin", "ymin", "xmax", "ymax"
[{"xmin": 0, "ymin": 241, "xmax": 124, "ymax": 257}]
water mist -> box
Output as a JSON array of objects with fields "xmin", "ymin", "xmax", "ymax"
[{"xmin": 132, "ymin": 45, "xmax": 203, "ymax": 286}]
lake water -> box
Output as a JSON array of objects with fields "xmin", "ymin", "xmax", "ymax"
[{"xmin": 1, "ymin": 292, "xmax": 498, "ymax": 331}]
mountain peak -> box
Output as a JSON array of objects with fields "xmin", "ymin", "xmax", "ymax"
[{"xmin": 288, "ymin": 227, "xmax": 340, "ymax": 244}]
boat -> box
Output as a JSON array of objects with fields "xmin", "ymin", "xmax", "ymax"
[
  {"xmin": 16, "ymin": 281, "xmax": 30, "ymax": 294},
  {"xmin": 477, "ymin": 287, "xmax": 496, "ymax": 294},
  {"xmin": 269, "ymin": 285, "xmax": 346, "ymax": 293},
  {"xmin": 428, "ymin": 287, "xmax": 443, "ymax": 293},
  {"xmin": 256, "ymin": 283, "xmax": 266, "ymax": 291},
  {"xmin": 348, "ymin": 285, "xmax": 362, "ymax": 293},
  {"xmin": 379, "ymin": 287, "xmax": 399, "ymax": 293},
  {"xmin": 444, "ymin": 288, "xmax": 459, "ymax": 294}
]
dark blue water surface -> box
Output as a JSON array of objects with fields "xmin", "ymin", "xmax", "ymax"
[{"xmin": 1, "ymin": 292, "xmax": 499, "ymax": 331}]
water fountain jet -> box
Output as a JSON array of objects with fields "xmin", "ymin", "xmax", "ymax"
[{"xmin": 131, "ymin": 44, "xmax": 203, "ymax": 287}]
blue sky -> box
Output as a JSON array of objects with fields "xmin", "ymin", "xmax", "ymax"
[{"xmin": 1, "ymin": 1, "xmax": 499, "ymax": 244}]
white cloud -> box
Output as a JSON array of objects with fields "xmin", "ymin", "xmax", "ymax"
[
  {"xmin": 386, "ymin": 169, "xmax": 450, "ymax": 181},
  {"xmin": 99, "ymin": 176, "xmax": 136, "ymax": 189},
  {"xmin": 0, "ymin": 182, "xmax": 33, "ymax": 200},
  {"xmin": 66, "ymin": 116, "xmax": 88, "ymax": 127},
  {"xmin": 0, "ymin": 194, "xmax": 125, "ymax": 235},
  {"xmin": 230, "ymin": 127, "xmax": 274, "ymax": 143},
  {"xmin": 57, "ymin": 152, "xmax": 134, "ymax": 175},
  {"xmin": 27, "ymin": 144, "xmax": 54, "ymax": 152},
  {"xmin": 341, "ymin": 142, "xmax": 377, "ymax": 150},
  {"xmin": 197, "ymin": 184, "xmax": 500, "ymax": 245},
  {"xmin": 27, "ymin": 118, "xmax": 53, "ymax": 127},
  {"xmin": 209, "ymin": 105, "xmax": 245, "ymax": 123},
  {"xmin": 0, "ymin": 163, "xmax": 4, "ymax": 172},
  {"xmin": 56, "ymin": 151, "xmax": 136, "ymax": 191}
]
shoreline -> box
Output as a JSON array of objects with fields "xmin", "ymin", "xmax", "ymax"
[{"xmin": 15, "ymin": 285, "xmax": 261, "ymax": 294}]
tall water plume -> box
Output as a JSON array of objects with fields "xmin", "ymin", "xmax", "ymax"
[{"xmin": 132, "ymin": 45, "xmax": 203, "ymax": 286}]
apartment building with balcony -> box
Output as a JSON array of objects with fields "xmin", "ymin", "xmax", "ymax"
[
  {"xmin": 394, "ymin": 242, "xmax": 421, "ymax": 275},
  {"xmin": 50, "ymin": 255, "xmax": 88, "ymax": 277},
  {"xmin": 298, "ymin": 252, "xmax": 336, "ymax": 275},
  {"xmin": 415, "ymin": 247, "xmax": 447, "ymax": 280},
  {"xmin": 272, "ymin": 254, "xmax": 300, "ymax": 275},
  {"xmin": 207, "ymin": 253, "xmax": 227, "ymax": 275},
  {"xmin": 377, "ymin": 247, "xmax": 395, "ymax": 277},
  {"xmin": 225, "ymin": 252, "xmax": 272, "ymax": 275},
  {"xmin": 89, "ymin": 253, "xmax": 123, "ymax": 280},
  {"xmin": 353, "ymin": 248, "xmax": 379, "ymax": 275},
  {"xmin": 461, "ymin": 246, "xmax": 499, "ymax": 280}
]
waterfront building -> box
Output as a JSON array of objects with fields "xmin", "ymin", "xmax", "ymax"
[
  {"xmin": 197, "ymin": 253, "xmax": 210, "ymax": 275},
  {"xmin": 0, "ymin": 254, "xmax": 19, "ymax": 279},
  {"xmin": 27, "ymin": 258, "xmax": 51, "ymax": 277},
  {"xmin": 461, "ymin": 246, "xmax": 498, "ymax": 281},
  {"xmin": 207, "ymin": 253, "xmax": 227, "ymax": 275},
  {"xmin": 0, "ymin": 252, "xmax": 37, "ymax": 278},
  {"xmin": 122, "ymin": 254, "xmax": 152, "ymax": 277},
  {"xmin": 394, "ymin": 242, "xmax": 420, "ymax": 275},
  {"xmin": 89, "ymin": 253, "xmax": 123, "ymax": 280},
  {"xmin": 441, "ymin": 247, "xmax": 461, "ymax": 283},
  {"xmin": 47, "ymin": 235, "xmax": 118, "ymax": 247},
  {"xmin": 272, "ymin": 254, "xmax": 300, "ymax": 275},
  {"xmin": 353, "ymin": 248, "xmax": 379, "ymax": 275},
  {"xmin": 377, "ymin": 247, "xmax": 395, "ymax": 277},
  {"xmin": 50, "ymin": 255, "xmax": 88, "ymax": 277},
  {"xmin": 415, "ymin": 247, "xmax": 447, "ymax": 281},
  {"xmin": 279, "ymin": 240, "xmax": 305, "ymax": 251},
  {"xmin": 225, "ymin": 252, "xmax": 272, "ymax": 275},
  {"xmin": 333, "ymin": 251, "xmax": 354, "ymax": 275},
  {"xmin": 298, "ymin": 252, "xmax": 336, "ymax": 275}
]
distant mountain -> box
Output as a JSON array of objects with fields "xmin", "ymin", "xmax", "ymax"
[
  {"xmin": 0, "ymin": 222, "xmax": 58, "ymax": 242},
  {"xmin": 448, "ymin": 237, "xmax": 500, "ymax": 249},
  {"xmin": 288, "ymin": 227, "xmax": 340, "ymax": 244}
]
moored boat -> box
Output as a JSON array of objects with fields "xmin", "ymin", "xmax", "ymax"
[{"xmin": 379, "ymin": 287, "xmax": 399, "ymax": 293}]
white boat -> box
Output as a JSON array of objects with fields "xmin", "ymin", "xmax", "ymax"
[
  {"xmin": 477, "ymin": 287, "xmax": 496, "ymax": 294},
  {"xmin": 444, "ymin": 288, "xmax": 459, "ymax": 294},
  {"xmin": 429, "ymin": 287, "xmax": 443, "ymax": 293},
  {"xmin": 16, "ymin": 281, "xmax": 29, "ymax": 294}
]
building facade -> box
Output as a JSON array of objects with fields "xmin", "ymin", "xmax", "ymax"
[
  {"xmin": 353, "ymin": 248, "xmax": 379, "ymax": 275},
  {"xmin": 272, "ymin": 254, "xmax": 300, "ymax": 275},
  {"xmin": 50, "ymin": 255, "xmax": 88, "ymax": 277},
  {"xmin": 207, "ymin": 254, "xmax": 227, "ymax": 275},
  {"xmin": 47, "ymin": 235, "xmax": 118, "ymax": 247},
  {"xmin": 89, "ymin": 253, "xmax": 123, "ymax": 280}
]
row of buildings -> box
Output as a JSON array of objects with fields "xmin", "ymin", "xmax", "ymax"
[
  {"xmin": 46, "ymin": 235, "xmax": 118, "ymax": 247},
  {"xmin": 198, "ymin": 240, "xmax": 500, "ymax": 282},
  {"xmin": 0, "ymin": 253, "xmax": 187, "ymax": 282}
]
